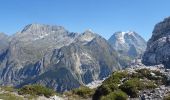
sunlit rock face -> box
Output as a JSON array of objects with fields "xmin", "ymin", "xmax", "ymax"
[
  {"xmin": 108, "ymin": 31, "xmax": 146, "ymax": 58},
  {"xmin": 142, "ymin": 17, "xmax": 170, "ymax": 68},
  {"xmin": 108, "ymin": 31, "xmax": 146, "ymax": 67}
]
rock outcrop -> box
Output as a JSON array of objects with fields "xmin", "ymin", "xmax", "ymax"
[{"xmin": 142, "ymin": 17, "xmax": 170, "ymax": 68}]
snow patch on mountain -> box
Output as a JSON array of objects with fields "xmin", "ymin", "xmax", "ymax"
[{"xmin": 117, "ymin": 31, "xmax": 126, "ymax": 44}]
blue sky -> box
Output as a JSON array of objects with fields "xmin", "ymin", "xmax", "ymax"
[{"xmin": 0, "ymin": 0, "xmax": 170, "ymax": 40}]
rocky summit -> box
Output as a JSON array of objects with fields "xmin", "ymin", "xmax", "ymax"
[
  {"xmin": 142, "ymin": 17, "xmax": 170, "ymax": 68},
  {"xmin": 0, "ymin": 24, "xmax": 121, "ymax": 92},
  {"xmin": 108, "ymin": 31, "xmax": 146, "ymax": 67},
  {"xmin": 108, "ymin": 31, "xmax": 146, "ymax": 58}
]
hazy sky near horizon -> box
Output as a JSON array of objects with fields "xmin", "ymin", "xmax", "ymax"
[{"xmin": 0, "ymin": 0, "xmax": 170, "ymax": 40}]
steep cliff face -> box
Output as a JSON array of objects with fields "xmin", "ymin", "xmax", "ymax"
[
  {"xmin": 142, "ymin": 17, "xmax": 170, "ymax": 68},
  {"xmin": 0, "ymin": 33, "xmax": 9, "ymax": 77},
  {"xmin": 0, "ymin": 24, "xmax": 121, "ymax": 92}
]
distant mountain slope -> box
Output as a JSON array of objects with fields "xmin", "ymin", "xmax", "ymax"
[
  {"xmin": 0, "ymin": 24, "xmax": 121, "ymax": 92},
  {"xmin": 142, "ymin": 17, "xmax": 170, "ymax": 68},
  {"xmin": 0, "ymin": 32, "xmax": 9, "ymax": 52},
  {"xmin": 108, "ymin": 31, "xmax": 146, "ymax": 58}
]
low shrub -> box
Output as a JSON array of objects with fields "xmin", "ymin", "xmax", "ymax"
[
  {"xmin": 135, "ymin": 68, "xmax": 168, "ymax": 85},
  {"xmin": 103, "ymin": 71, "xmax": 128, "ymax": 85},
  {"xmin": 18, "ymin": 84, "xmax": 55, "ymax": 98},
  {"xmin": 101, "ymin": 90, "xmax": 128, "ymax": 100},
  {"xmin": 120, "ymin": 78, "xmax": 139, "ymax": 98},
  {"xmin": 120, "ymin": 78, "xmax": 157, "ymax": 98},
  {"xmin": 93, "ymin": 84, "xmax": 119, "ymax": 100},
  {"xmin": 72, "ymin": 86, "xmax": 95, "ymax": 98},
  {"xmin": 93, "ymin": 69, "xmax": 159, "ymax": 99},
  {"xmin": 136, "ymin": 69, "xmax": 151, "ymax": 77}
]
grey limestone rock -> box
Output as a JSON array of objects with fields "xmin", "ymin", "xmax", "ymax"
[
  {"xmin": 0, "ymin": 24, "xmax": 121, "ymax": 92},
  {"xmin": 142, "ymin": 17, "xmax": 170, "ymax": 68}
]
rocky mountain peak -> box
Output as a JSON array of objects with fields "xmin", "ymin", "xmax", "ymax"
[
  {"xmin": 113, "ymin": 31, "xmax": 126, "ymax": 43},
  {"xmin": 142, "ymin": 17, "xmax": 170, "ymax": 68},
  {"xmin": 83, "ymin": 29, "xmax": 95, "ymax": 35},
  {"xmin": 84, "ymin": 29, "xmax": 94, "ymax": 33},
  {"xmin": 12, "ymin": 24, "xmax": 70, "ymax": 42},
  {"xmin": 111, "ymin": 31, "xmax": 138, "ymax": 44},
  {"xmin": 108, "ymin": 31, "xmax": 146, "ymax": 59},
  {"xmin": 20, "ymin": 23, "xmax": 66, "ymax": 35},
  {"xmin": 77, "ymin": 29, "xmax": 98, "ymax": 42},
  {"xmin": 151, "ymin": 17, "xmax": 170, "ymax": 42}
]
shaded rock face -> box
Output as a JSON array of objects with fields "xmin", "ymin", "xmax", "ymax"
[
  {"xmin": 0, "ymin": 24, "xmax": 120, "ymax": 92},
  {"xmin": 108, "ymin": 31, "xmax": 146, "ymax": 58},
  {"xmin": 142, "ymin": 17, "xmax": 170, "ymax": 68},
  {"xmin": 0, "ymin": 33, "xmax": 9, "ymax": 77}
]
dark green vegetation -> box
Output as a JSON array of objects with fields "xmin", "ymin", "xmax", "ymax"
[
  {"xmin": 93, "ymin": 68, "xmax": 168, "ymax": 100},
  {"xmin": 0, "ymin": 68, "xmax": 168, "ymax": 100},
  {"xmin": 120, "ymin": 78, "xmax": 156, "ymax": 97},
  {"xmin": 135, "ymin": 69, "xmax": 167, "ymax": 85},
  {"xmin": 64, "ymin": 86, "xmax": 95, "ymax": 99},
  {"xmin": 18, "ymin": 84, "xmax": 56, "ymax": 98},
  {"xmin": 0, "ymin": 85, "xmax": 56, "ymax": 99},
  {"xmin": 93, "ymin": 71, "xmax": 128, "ymax": 100},
  {"xmin": 72, "ymin": 86, "xmax": 95, "ymax": 98},
  {"xmin": 101, "ymin": 90, "xmax": 128, "ymax": 100}
]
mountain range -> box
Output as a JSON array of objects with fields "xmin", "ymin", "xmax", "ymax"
[{"xmin": 0, "ymin": 23, "xmax": 146, "ymax": 92}]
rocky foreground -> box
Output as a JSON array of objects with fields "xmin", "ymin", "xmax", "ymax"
[
  {"xmin": 127, "ymin": 59, "xmax": 170, "ymax": 100},
  {"xmin": 142, "ymin": 17, "xmax": 170, "ymax": 68},
  {"xmin": 0, "ymin": 60, "xmax": 170, "ymax": 100},
  {"xmin": 91, "ymin": 59, "xmax": 170, "ymax": 100}
]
